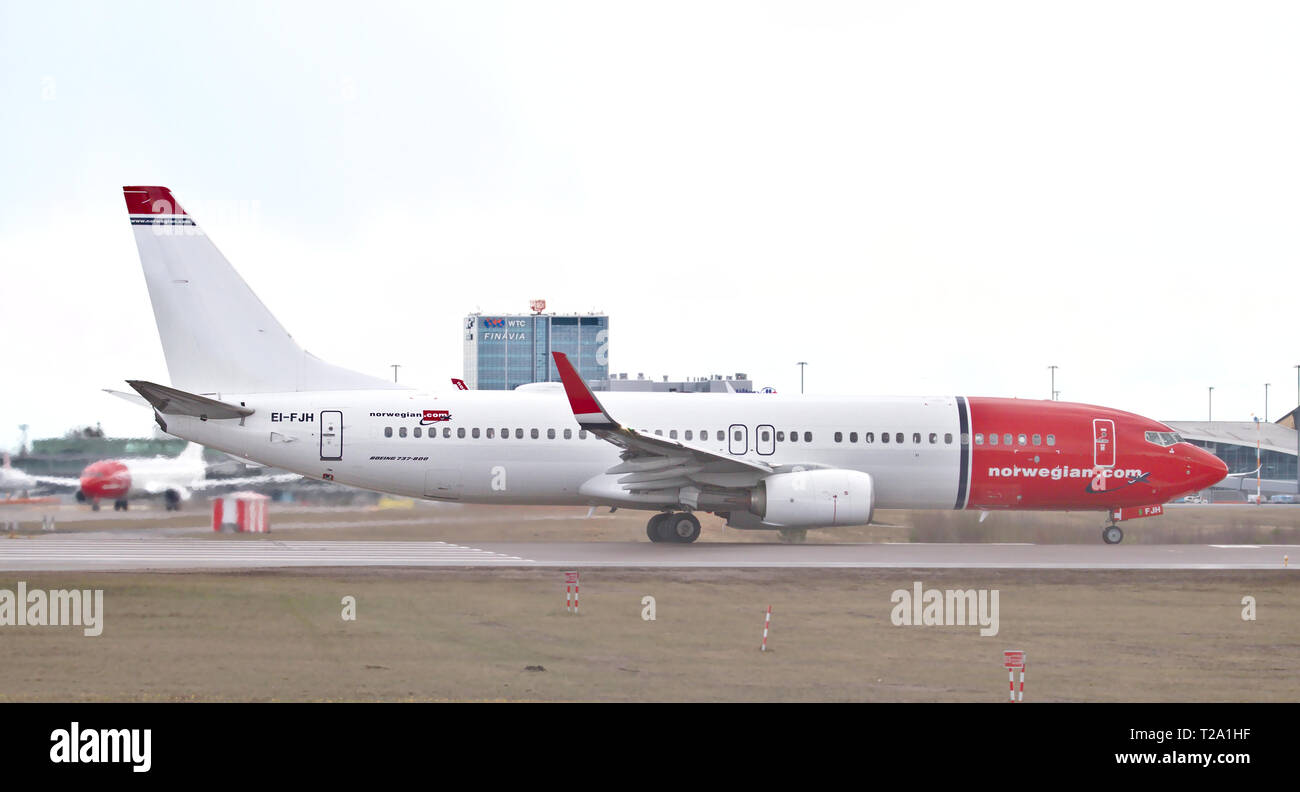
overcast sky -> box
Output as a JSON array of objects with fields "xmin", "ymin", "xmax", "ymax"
[{"xmin": 2, "ymin": 1, "xmax": 1298, "ymax": 451}]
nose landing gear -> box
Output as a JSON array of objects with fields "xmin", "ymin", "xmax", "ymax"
[{"xmin": 646, "ymin": 512, "xmax": 701, "ymax": 543}]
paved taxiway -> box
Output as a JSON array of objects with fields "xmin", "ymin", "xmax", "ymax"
[{"xmin": 0, "ymin": 536, "xmax": 1296, "ymax": 571}]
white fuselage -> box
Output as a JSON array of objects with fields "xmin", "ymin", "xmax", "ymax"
[{"xmin": 163, "ymin": 388, "xmax": 965, "ymax": 511}]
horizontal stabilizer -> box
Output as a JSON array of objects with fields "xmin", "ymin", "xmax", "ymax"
[
  {"xmin": 103, "ymin": 388, "xmax": 150, "ymax": 408},
  {"xmin": 127, "ymin": 380, "xmax": 254, "ymax": 420}
]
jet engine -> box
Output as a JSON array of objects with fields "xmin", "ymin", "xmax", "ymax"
[{"xmin": 750, "ymin": 469, "xmax": 874, "ymax": 528}]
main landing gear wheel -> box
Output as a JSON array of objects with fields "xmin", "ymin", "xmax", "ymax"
[
  {"xmin": 646, "ymin": 513, "xmax": 670, "ymax": 542},
  {"xmin": 665, "ymin": 513, "xmax": 701, "ymax": 543},
  {"xmin": 1102, "ymin": 524, "xmax": 1124, "ymax": 545},
  {"xmin": 646, "ymin": 512, "xmax": 701, "ymax": 543}
]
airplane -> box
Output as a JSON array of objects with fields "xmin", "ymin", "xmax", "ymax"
[
  {"xmin": 1, "ymin": 453, "xmax": 80, "ymax": 499},
  {"xmin": 116, "ymin": 185, "xmax": 1228, "ymax": 543},
  {"xmin": 76, "ymin": 441, "xmax": 301, "ymax": 511}
]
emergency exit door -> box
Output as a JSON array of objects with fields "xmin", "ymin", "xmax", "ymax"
[
  {"xmin": 1093, "ymin": 418, "xmax": 1115, "ymax": 468},
  {"xmin": 320, "ymin": 411, "xmax": 343, "ymax": 460},
  {"xmin": 728, "ymin": 424, "xmax": 748, "ymax": 455}
]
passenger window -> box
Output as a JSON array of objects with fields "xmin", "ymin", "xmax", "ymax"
[
  {"xmin": 457, "ymin": 428, "xmax": 466, "ymax": 439},
  {"xmin": 760, "ymin": 429, "xmax": 770, "ymax": 442},
  {"xmin": 414, "ymin": 427, "xmax": 422, "ymax": 438},
  {"xmin": 1046, "ymin": 434, "xmax": 1055, "ymax": 446},
  {"xmin": 515, "ymin": 428, "xmax": 524, "ymax": 439},
  {"xmin": 531, "ymin": 428, "xmax": 539, "ymax": 439},
  {"xmin": 1032, "ymin": 434, "xmax": 1041, "ymax": 446},
  {"xmin": 734, "ymin": 430, "xmax": 743, "ymax": 441},
  {"xmin": 501, "ymin": 427, "xmax": 508, "ymax": 438},
  {"xmin": 654, "ymin": 429, "xmax": 663, "ymax": 436},
  {"xmin": 865, "ymin": 432, "xmax": 874, "ymax": 443},
  {"xmin": 929, "ymin": 432, "xmax": 937, "ymax": 444},
  {"xmin": 881, "ymin": 433, "xmax": 890, "ymax": 444},
  {"xmin": 564, "ymin": 429, "xmax": 572, "ymax": 439},
  {"xmin": 384, "ymin": 427, "xmax": 392, "ymax": 438},
  {"xmin": 975, "ymin": 433, "xmax": 984, "ymax": 445},
  {"xmin": 579, "ymin": 430, "xmax": 588, "ymax": 439},
  {"xmin": 945, "ymin": 432, "xmax": 953, "ymax": 444},
  {"xmin": 834, "ymin": 432, "xmax": 843, "ymax": 443},
  {"xmin": 472, "ymin": 428, "xmax": 480, "ymax": 439},
  {"xmin": 850, "ymin": 432, "xmax": 858, "ymax": 443},
  {"xmin": 790, "ymin": 432, "xmax": 799, "ymax": 443},
  {"xmin": 443, "ymin": 427, "xmax": 451, "ymax": 438},
  {"xmin": 895, "ymin": 433, "xmax": 903, "ymax": 444},
  {"xmin": 989, "ymin": 433, "xmax": 998, "ymax": 446},
  {"xmin": 548, "ymin": 428, "xmax": 556, "ymax": 439},
  {"xmin": 1003, "ymin": 433, "xmax": 1012, "ymax": 445},
  {"xmin": 777, "ymin": 431, "xmax": 785, "ymax": 442},
  {"xmin": 685, "ymin": 430, "xmax": 693, "ymax": 441},
  {"xmin": 960, "ymin": 433, "xmax": 968, "ymax": 446},
  {"xmin": 669, "ymin": 430, "xmax": 678, "ymax": 439},
  {"xmin": 1017, "ymin": 434, "xmax": 1027, "ymax": 446},
  {"xmin": 399, "ymin": 427, "xmax": 407, "ymax": 438},
  {"xmin": 487, "ymin": 428, "xmax": 495, "ymax": 439},
  {"xmin": 913, "ymin": 432, "xmax": 921, "ymax": 444},
  {"xmin": 717, "ymin": 431, "xmax": 724, "ymax": 441}
]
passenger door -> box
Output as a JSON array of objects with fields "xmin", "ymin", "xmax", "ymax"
[{"xmin": 1093, "ymin": 418, "xmax": 1116, "ymax": 469}]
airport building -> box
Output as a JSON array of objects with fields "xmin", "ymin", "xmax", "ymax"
[
  {"xmin": 594, "ymin": 372, "xmax": 757, "ymax": 393},
  {"xmin": 462, "ymin": 310, "xmax": 609, "ymax": 391},
  {"xmin": 1165, "ymin": 417, "xmax": 1298, "ymax": 500}
]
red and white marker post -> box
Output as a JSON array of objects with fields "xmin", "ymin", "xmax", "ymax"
[
  {"xmin": 1003, "ymin": 650, "xmax": 1026, "ymax": 702},
  {"xmin": 760, "ymin": 606, "xmax": 772, "ymax": 652},
  {"xmin": 564, "ymin": 571, "xmax": 580, "ymax": 614}
]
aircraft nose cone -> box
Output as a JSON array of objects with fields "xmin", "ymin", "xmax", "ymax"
[
  {"xmin": 79, "ymin": 461, "xmax": 130, "ymax": 499},
  {"xmin": 1187, "ymin": 445, "xmax": 1228, "ymax": 490}
]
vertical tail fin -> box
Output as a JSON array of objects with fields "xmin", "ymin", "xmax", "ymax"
[
  {"xmin": 123, "ymin": 186, "xmax": 400, "ymax": 394},
  {"xmin": 176, "ymin": 442, "xmax": 205, "ymax": 463}
]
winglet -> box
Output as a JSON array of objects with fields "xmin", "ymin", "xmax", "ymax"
[
  {"xmin": 551, "ymin": 352, "xmax": 616, "ymax": 428},
  {"xmin": 123, "ymin": 186, "xmax": 187, "ymax": 216}
]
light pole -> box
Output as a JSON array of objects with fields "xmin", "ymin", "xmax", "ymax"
[
  {"xmin": 1048, "ymin": 365, "xmax": 1058, "ymax": 401},
  {"xmin": 1208, "ymin": 386, "xmax": 1214, "ymax": 422},
  {"xmin": 391, "ymin": 364, "xmax": 401, "ymax": 383},
  {"xmin": 1265, "ymin": 383, "xmax": 1270, "ymax": 422},
  {"xmin": 797, "ymin": 362, "xmax": 808, "ymax": 395}
]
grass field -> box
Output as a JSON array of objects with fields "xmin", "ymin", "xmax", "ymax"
[{"xmin": 0, "ymin": 568, "xmax": 1294, "ymax": 702}]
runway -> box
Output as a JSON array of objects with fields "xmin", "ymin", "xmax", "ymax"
[{"xmin": 0, "ymin": 536, "xmax": 1297, "ymax": 571}]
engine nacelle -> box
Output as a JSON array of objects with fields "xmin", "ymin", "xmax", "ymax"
[{"xmin": 750, "ymin": 469, "xmax": 875, "ymax": 528}]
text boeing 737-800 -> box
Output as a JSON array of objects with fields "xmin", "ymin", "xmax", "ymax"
[{"xmin": 118, "ymin": 186, "xmax": 1226, "ymax": 544}]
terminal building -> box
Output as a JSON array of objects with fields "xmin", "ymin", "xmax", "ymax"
[
  {"xmin": 462, "ymin": 310, "xmax": 609, "ymax": 391},
  {"xmin": 1165, "ymin": 415, "xmax": 1298, "ymax": 501},
  {"xmin": 594, "ymin": 372, "xmax": 756, "ymax": 393}
]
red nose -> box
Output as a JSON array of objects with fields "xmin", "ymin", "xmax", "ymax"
[
  {"xmin": 1185, "ymin": 445, "xmax": 1229, "ymax": 491},
  {"xmin": 80, "ymin": 460, "xmax": 130, "ymax": 499}
]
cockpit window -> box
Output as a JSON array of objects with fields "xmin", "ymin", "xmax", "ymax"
[{"xmin": 1145, "ymin": 431, "xmax": 1183, "ymax": 447}]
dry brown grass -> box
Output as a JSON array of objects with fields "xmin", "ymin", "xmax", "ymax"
[{"xmin": 0, "ymin": 568, "xmax": 1294, "ymax": 702}]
